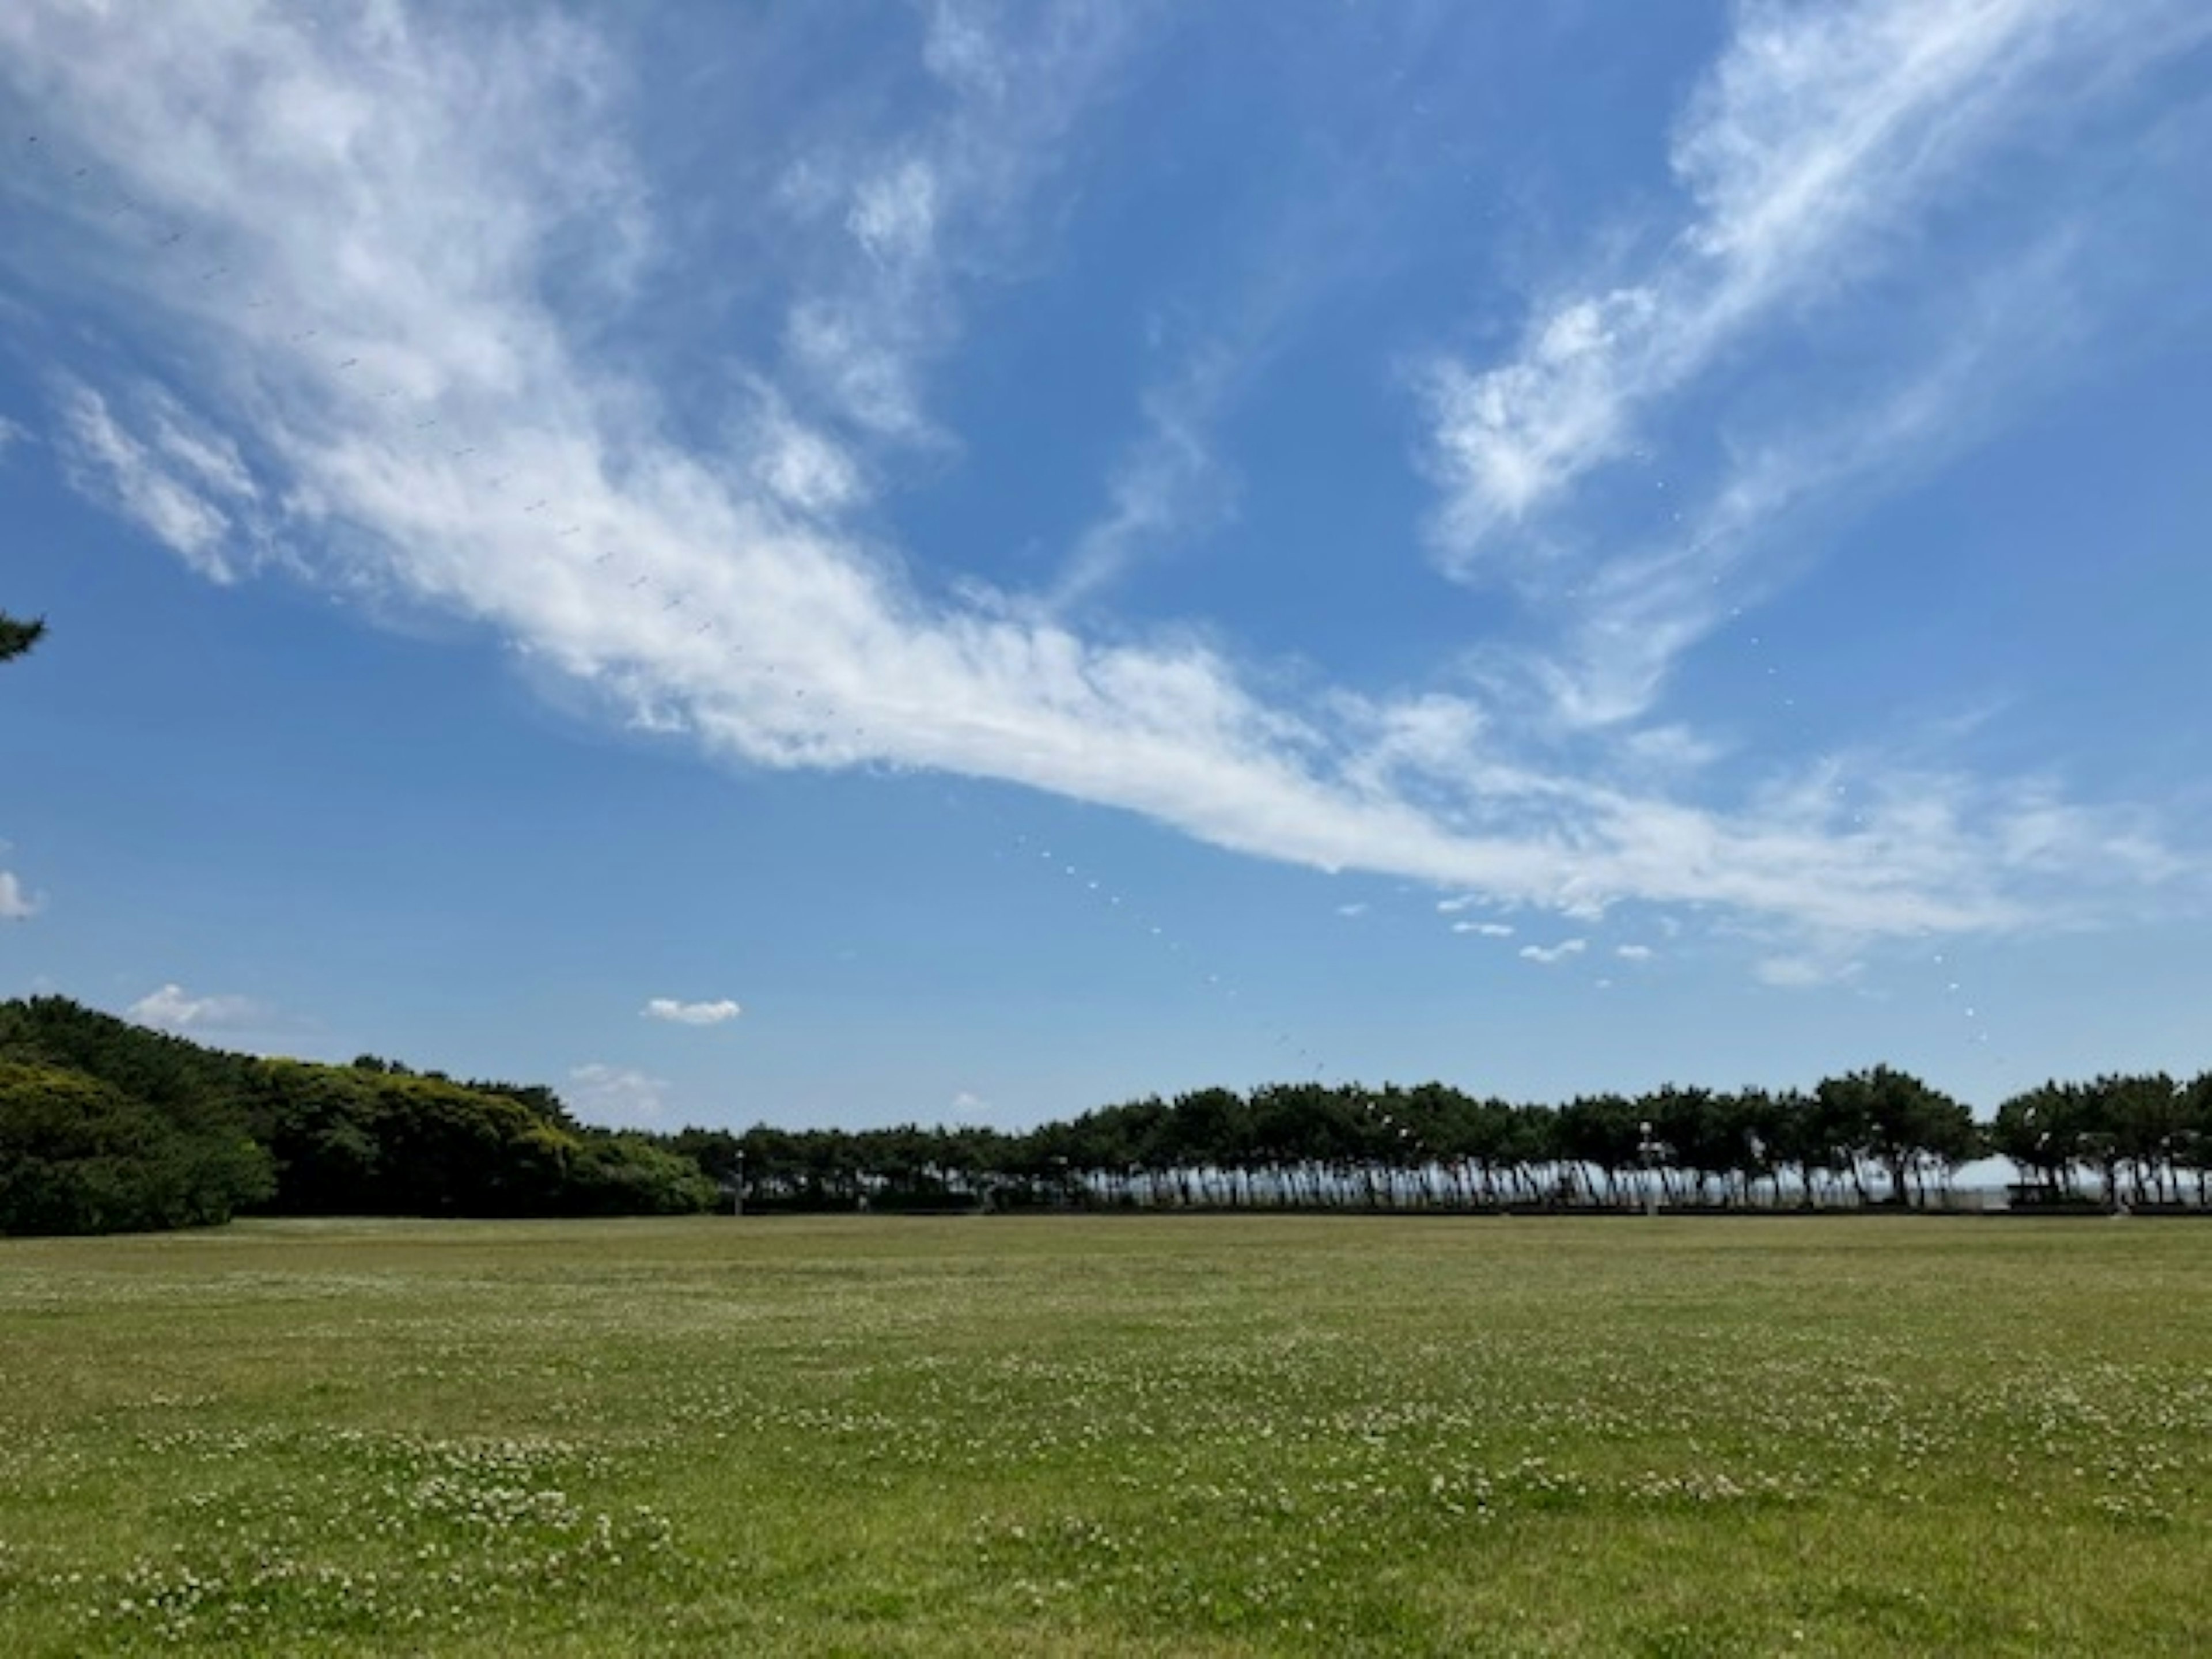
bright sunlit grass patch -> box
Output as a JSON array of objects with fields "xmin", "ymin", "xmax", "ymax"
[{"xmin": 1, "ymin": 1216, "xmax": 2206, "ymax": 1654}]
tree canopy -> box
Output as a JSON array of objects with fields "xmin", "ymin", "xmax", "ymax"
[
  {"xmin": 3, "ymin": 994, "xmax": 2205, "ymax": 1234},
  {"xmin": 0, "ymin": 998, "xmax": 716, "ymax": 1234},
  {"xmin": 0, "ymin": 611, "xmax": 44, "ymax": 664},
  {"xmin": 685, "ymin": 1067, "xmax": 2210, "ymax": 1217}
]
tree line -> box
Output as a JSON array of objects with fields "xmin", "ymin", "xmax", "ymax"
[
  {"xmin": 3, "ymin": 994, "xmax": 2207, "ymax": 1235},
  {"xmin": 0, "ymin": 998, "xmax": 716, "ymax": 1234},
  {"xmin": 672, "ymin": 1067, "xmax": 2212, "ymax": 1215}
]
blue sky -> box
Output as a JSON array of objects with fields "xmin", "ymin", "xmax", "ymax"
[{"xmin": 3, "ymin": 0, "xmax": 2209, "ymax": 1132}]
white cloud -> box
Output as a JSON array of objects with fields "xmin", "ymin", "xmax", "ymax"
[
  {"xmin": 1454, "ymin": 921, "xmax": 1514, "ymax": 938},
  {"xmin": 642, "ymin": 997, "xmax": 743, "ymax": 1027},
  {"xmin": 785, "ymin": 300, "xmax": 931, "ymax": 442},
  {"xmin": 0, "ymin": 0, "xmax": 2187, "ymax": 964},
  {"xmin": 922, "ymin": 1, "xmax": 1010, "ymax": 98},
  {"xmin": 1423, "ymin": 0, "xmax": 2208, "ymax": 573},
  {"xmin": 1419, "ymin": 1, "xmax": 2212, "ymax": 760},
  {"xmin": 777, "ymin": 0, "xmax": 1142, "ymax": 445},
  {"xmin": 1512, "ymin": 244, "xmax": 2111, "ymax": 732},
  {"xmin": 1050, "ymin": 366, "xmax": 1237, "ymax": 610},
  {"xmin": 847, "ymin": 157, "xmax": 940, "ymax": 268},
  {"xmin": 128, "ymin": 983, "xmax": 260, "ymax": 1032},
  {"xmin": 57, "ymin": 381, "xmax": 245, "ymax": 581},
  {"xmin": 950, "ymin": 1089, "xmax": 988, "ymax": 1114},
  {"xmin": 1755, "ymin": 953, "xmax": 1864, "ymax": 990},
  {"xmin": 1335, "ymin": 902, "xmax": 1369, "ymax": 918},
  {"xmin": 1615, "ymin": 944, "xmax": 1654, "ymax": 961},
  {"xmin": 0, "ymin": 869, "xmax": 40, "ymax": 920},
  {"xmin": 0, "ymin": 414, "xmax": 28, "ymax": 456},
  {"xmin": 1518, "ymin": 938, "xmax": 1587, "ymax": 965},
  {"xmin": 1426, "ymin": 287, "xmax": 1657, "ymax": 552},
  {"xmin": 1043, "ymin": 187, "xmax": 1377, "ymax": 611},
  {"xmin": 741, "ymin": 389, "xmax": 867, "ymax": 517},
  {"xmin": 567, "ymin": 1062, "xmax": 668, "ymax": 1124}
]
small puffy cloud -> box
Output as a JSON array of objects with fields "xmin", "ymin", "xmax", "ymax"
[
  {"xmin": 951, "ymin": 1089, "xmax": 988, "ymax": 1115},
  {"xmin": 1453, "ymin": 921, "xmax": 1514, "ymax": 937},
  {"xmin": 758, "ymin": 418, "xmax": 864, "ymax": 515},
  {"xmin": 128, "ymin": 983, "xmax": 261, "ymax": 1031},
  {"xmin": 1335, "ymin": 902, "xmax": 1370, "ymax": 918},
  {"xmin": 642, "ymin": 997, "xmax": 743, "ymax": 1026},
  {"xmin": 1518, "ymin": 938, "xmax": 1588, "ymax": 965},
  {"xmin": 740, "ymin": 387, "xmax": 868, "ymax": 516},
  {"xmin": 0, "ymin": 843, "xmax": 40, "ymax": 918},
  {"xmin": 1615, "ymin": 944, "xmax": 1654, "ymax": 961},
  {"xmin": 0, "ymin": 869, "xmax": 41, "ymax": 920},
  {"xmin": 567, "ymin": 1063, "xmax": 669, "ymax": 1124}
]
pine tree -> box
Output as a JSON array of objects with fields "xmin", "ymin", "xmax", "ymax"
[{"xmin": 0, "ymin": 612, "xmax": 45, "ymax": 663}]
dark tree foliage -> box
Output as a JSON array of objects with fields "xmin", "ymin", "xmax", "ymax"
[
  {"xmin": 0, "ymin": 1060, "xmax": 274, "ymax": 1235},
  {"xmin": 6, "ymin": 993, "xmax": 2204, "ymax": 1232},
  {"xmin": 1992, "ymin": 1073, "xmax": 2208, "ymax": 1209},
  {"xmin": 0, "ymin": 996, "xmax": 262, "ymax": 1146},
  {"xmin": 0, "ymin": 998, "xmax": 718, "ymax": 1233},
  {"xmin": 688, "ymin": 1066, "xmax": 2211, "ymax": 1216},
  {"xmin": 565, "ymin": 1134, "xmax": 722, "ymax": 1217},
  {"xmin": 0, "ymin": 611, "xmax": 44, "ymax": 664}
]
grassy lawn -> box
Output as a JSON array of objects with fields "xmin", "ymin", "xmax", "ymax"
[{"xmin": 1, "ymin": 1215, "xmax": 2206, "ymax": 1655}]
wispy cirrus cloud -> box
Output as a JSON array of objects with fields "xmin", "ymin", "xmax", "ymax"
[
  {"xmin": 57, "ymin": 380, "xmax": 256, "ymax": 582},
  {"xmin": 0, "ymin": 0, "xmax": 2190, "ymax": 972},
  {"xmin": 1047, "ymin": 18, "xmax": 1453, "ymax": 612},
  {"xmin": 775, "ymin": 0, "xmax": 1149, "ymax": 447},
  {"xmin": 1514, "ymin": 260, "xmax": 2078, "ymax": 731},
  {"xmin": 1422, "ymin": 0, "xmax": 2211, "ymax": 574},
  {"xmin": 1050, "ymin": 354, "xmax": 1240, "ymax": 611}
]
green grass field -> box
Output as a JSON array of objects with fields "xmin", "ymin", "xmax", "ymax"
[{"xmin": 1, "ymin": 1216, "xmax": 2206, "ymax": 1656}]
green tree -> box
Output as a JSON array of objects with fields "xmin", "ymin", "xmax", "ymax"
[
  {"xmin": 2180, "ymin": 1071, "xmax": 2212, "ymax": 1206},
  {"xmin": 0, "ymin": 611, "xmax": 43, "ymax": 663},
  {"xmin": 0, "ymin": 1060, "xmax": 274, "ymax": 1235},
  {"xmin": 1817, "ymin": 1066, "xmax": 1976, "ymax": 1206},
  {"xmin": 2101, "ymin": 1073, "xmax": 2186, "ymax": 1206},
  {"xmin": 1641, "ymin": 1085, "xmax": 1729, "ymax": 1203},
  {"xmin": 1556, "ymin": 1092, "xmax": 1642, "ymax": 1205},
  {"xmin": 1991, "ymin": 1081, "xmax": 2092, "ymax": 1203}
]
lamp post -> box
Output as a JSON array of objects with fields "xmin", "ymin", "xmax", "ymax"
[
  {"xmin": 733, "ymin": 1149, "xmax": 745, "ymax": 1218},
  {"xmin": 1638, "ymin": 1120, "xmax": 1660, "ymax": 1216}
]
